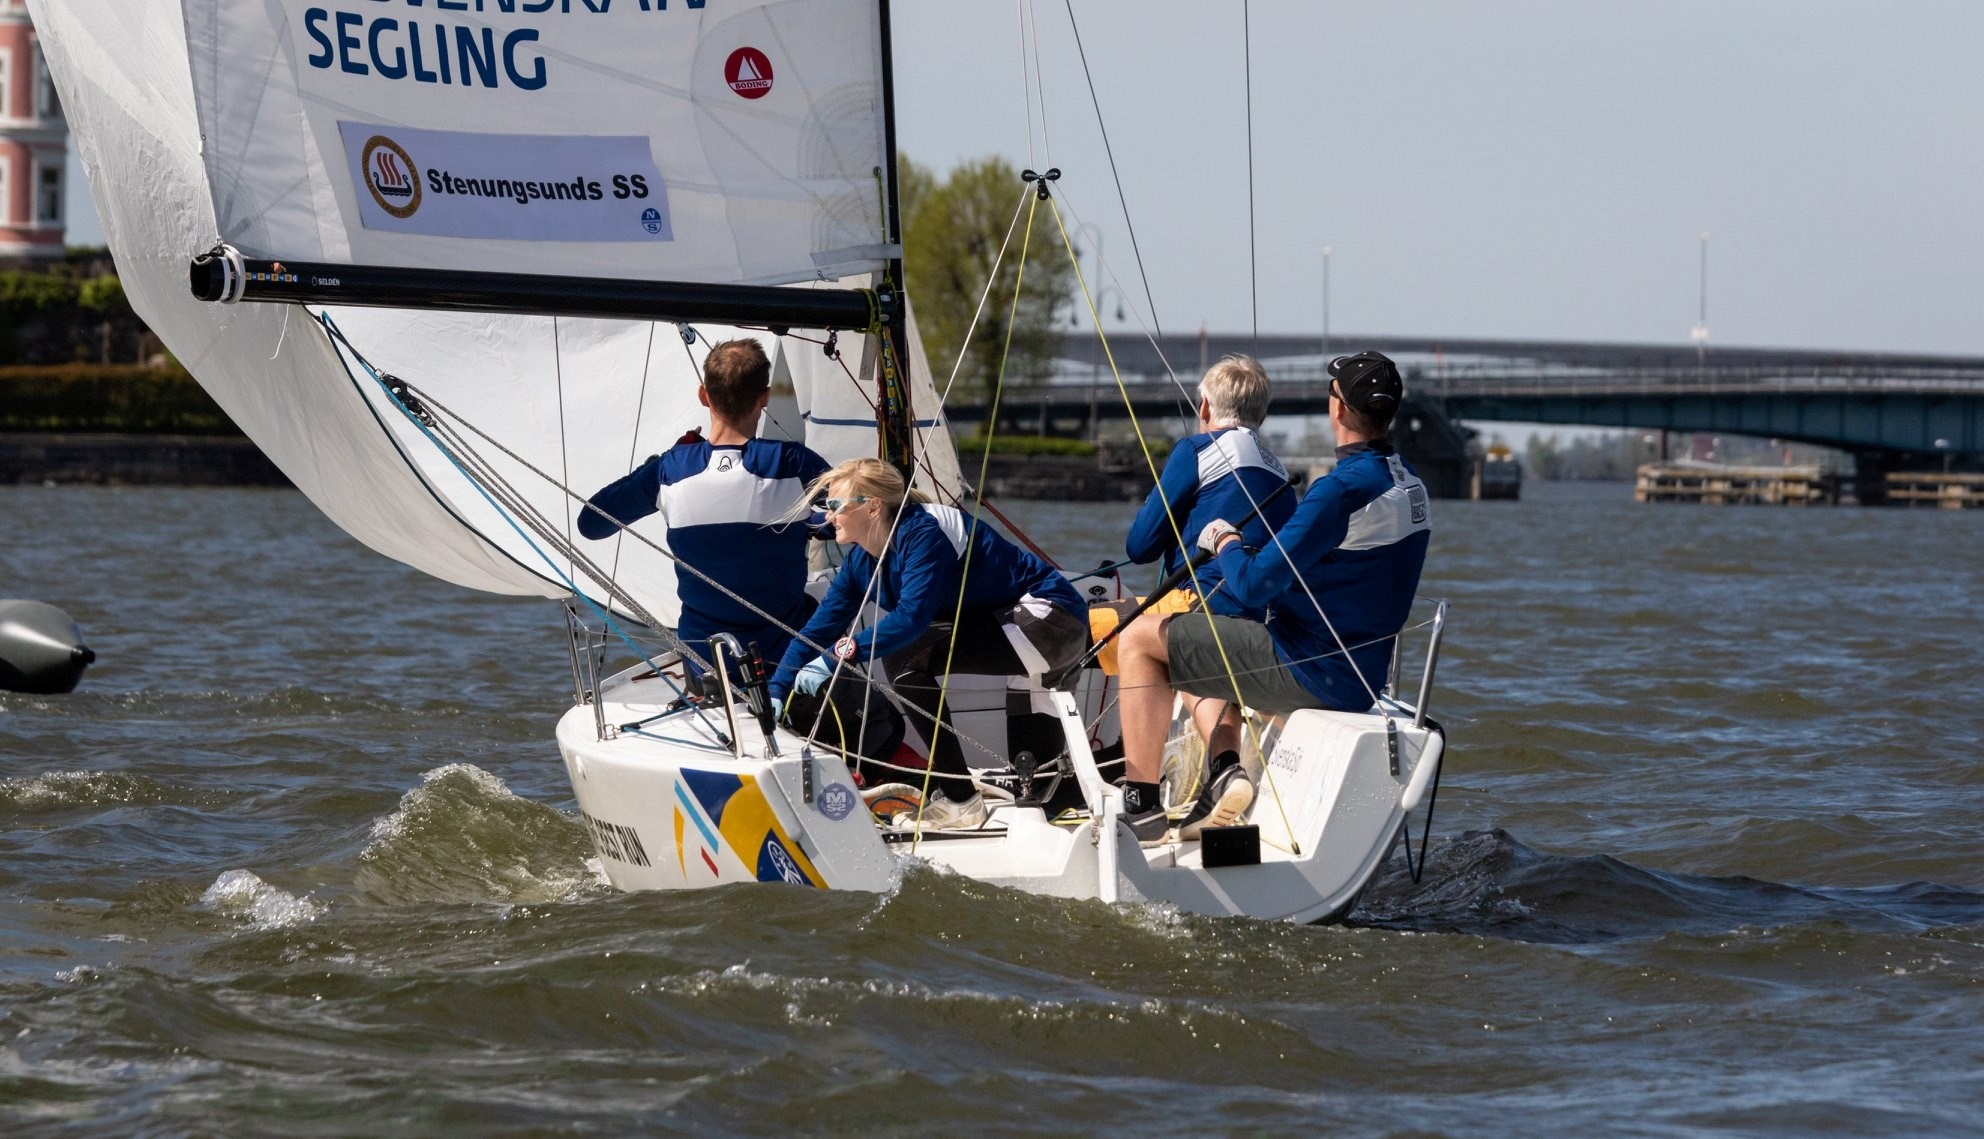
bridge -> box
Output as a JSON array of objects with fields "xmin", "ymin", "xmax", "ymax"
[{"xmin": 955, "ymin": 332, "xmax": 1984, "ymax": 467}]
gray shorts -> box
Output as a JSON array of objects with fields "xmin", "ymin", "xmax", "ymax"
[{"xmin": 1164, "ymin": 613, "xmax": 1325, "ymax": 713}]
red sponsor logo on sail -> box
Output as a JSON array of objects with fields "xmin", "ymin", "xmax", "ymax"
[
  {"xmin": 725, "ymin": 47, "xmax": 773, "ymax": 99},
  {"xmin": 360, "ymin": 135, "xmax": 423, "ymax": 219}
]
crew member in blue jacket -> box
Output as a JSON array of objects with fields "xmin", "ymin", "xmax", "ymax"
[
  {"xmin": 1113, "ymin": 351, "xmax": 1431, "ymax": 843},
  {"xmin": 769, "ymin": 458, "xmax": 1088, "ymax": 830},
  {"xmin": 1123, "ymin": 354, "xmax": 1294, "ymax": 618},
  {"xmin": 577, "ymin": 338, "xmax": 829, "ymax": 676}
]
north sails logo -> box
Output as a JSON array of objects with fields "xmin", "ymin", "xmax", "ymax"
[
  {"xmin": 361, "ymin": 135, "xmax": 423, "ymax": 219},
  {"xmin": 725, "ymin": 47, "xmax": 774, "ymax": 99}
]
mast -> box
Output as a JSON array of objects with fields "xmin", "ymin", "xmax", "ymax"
[{"xmin": 873, "ymin": 0, "xmax": 917, "ymax": 479}]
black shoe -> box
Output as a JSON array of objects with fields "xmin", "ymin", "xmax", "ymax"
[
  {"xmin": 1123, "ymin": 803, "xmax": 1172, "ymax": 845},
  {"xmin": 1178, "ymin": 764, "xmax": 1256, "ymax": 842}
]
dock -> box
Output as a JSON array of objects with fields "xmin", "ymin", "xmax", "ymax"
[
  {"xmin": 1883, "ymin": 471, "xmax": 1984, "ymax": 509},
  {"xmin": 1634, "ymin": 462, "xmax": 1839, "ymax": 505}
]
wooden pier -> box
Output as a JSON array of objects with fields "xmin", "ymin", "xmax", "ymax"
[
  {"xmin": 1635, "ymin": 463, "xmax": 1839, "ymax": 505},
  {"xmin": 1884, "ymin": 471, "xmax": 1984, "ymax": 509}
]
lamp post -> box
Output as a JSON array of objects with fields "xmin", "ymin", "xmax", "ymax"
[
  {"xmin": 1070, "ymin": 223, "xmax": 1126, "ymax": 443},
  {"xmin": 1690, "ymin": 232, "xmax": 1709, "ymax": 364},
  {"xmin": 1321, "ymin": 246, "xmax": 1333, "ymax": 360}
]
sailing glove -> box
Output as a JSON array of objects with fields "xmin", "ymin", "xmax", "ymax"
[
  {"xmin": 795, "ymin": 656, "xmax": 832, "ymax": 696},
  {"xmin": 1196, "ymin": 519, "xmax": 1241, "ymax": 555}
]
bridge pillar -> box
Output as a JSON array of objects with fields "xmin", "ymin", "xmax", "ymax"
[{"xmin": 1851, "ymin": 451, "xmax": 1893, "ymax": 506}]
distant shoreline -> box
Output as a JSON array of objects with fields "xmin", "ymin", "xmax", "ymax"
[{"xmin": 0, "ymin": 433, "xmax": 288, "ymax": 487}]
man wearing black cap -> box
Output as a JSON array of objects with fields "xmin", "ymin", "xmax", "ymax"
[{"xmin": 1112, "ymin": 350, "xmax": 1432, "ymax": 842}]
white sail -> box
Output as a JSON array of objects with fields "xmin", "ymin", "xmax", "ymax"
[
  {"xmin": 182, "ymin": 0, "xmax": 893, "ymax": 285},
  {"xmin": 36, "ymin": 0, "xmax": 954, "ymax": 630}
]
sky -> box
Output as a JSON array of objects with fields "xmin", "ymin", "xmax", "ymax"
[{"xmin": 61, "ymin": 1, "xmax": 1984, "ymax": 358}]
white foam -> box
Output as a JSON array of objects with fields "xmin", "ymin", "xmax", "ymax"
[{"xmin": 199, "ymin": 869, "xmax": 326, "ymax": 930}]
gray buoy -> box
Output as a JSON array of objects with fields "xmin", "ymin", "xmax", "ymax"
[{"xmin": 0, "ymin": 600, "xmax": 95, "ymax": 694}]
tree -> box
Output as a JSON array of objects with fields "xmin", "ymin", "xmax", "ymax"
[{"xmin": 899, "ymin": 154, "xmax": 1074, "ymax": 428}]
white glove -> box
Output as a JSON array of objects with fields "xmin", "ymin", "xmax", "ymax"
[
  {"xmin": 771, "ymin": 696, "xmax": 785, "ymax": 723},
  {"xmin": 795, "ymin": 655, "xmax": 832, "ymax": 696},
  {"xmin": 1197, "ymin": 518, "xmax": 1241, "ymax": 555}
]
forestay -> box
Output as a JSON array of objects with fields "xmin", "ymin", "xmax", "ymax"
[{"xmin": 37, "ymin": 0, "xmax": 954, "ymax": 628}]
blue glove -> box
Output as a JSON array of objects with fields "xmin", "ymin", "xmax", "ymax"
[
  {"xmin": 795, "ymin": 656, "xmax": 832, "ymax": 696},
  {"xmin": 770, "ymin": 696, "xmax": 785, "ymax": 724}
]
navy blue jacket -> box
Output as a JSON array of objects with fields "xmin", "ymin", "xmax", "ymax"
[
  {"xmin": 1125, "ymin": 427, "xmax": 1293, "ymax": 617},
  {"xmin": 770, "ymin": 503, "xmax": 1084, "ymax": 700},
  {"xmin": 1214, "ymin": 443, "xmax": 1431, "ymax": 710},
  {"xmin": 579, "ymin": 437, "xmax": 830, "ymax": 665}
]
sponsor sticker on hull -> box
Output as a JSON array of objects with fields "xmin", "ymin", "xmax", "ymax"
[{"xmin": 339, "ymin": 121, "xmax": 669, "ymax": 243}]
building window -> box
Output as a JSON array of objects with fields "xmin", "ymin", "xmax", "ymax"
[
  {"xmin": 0, "ymin": 157, "xmax": 11, "ymax": 227},
  {"xmin": 0, "ymin": 51, "xmax": 11, "ymax": 120},
  {"xmin": 35, "ymin": 160, "xmax": 60, "ymax": 225},
  {"xmin": 35, "ymin": 53, "xmax": 57, "ymax": 121}
]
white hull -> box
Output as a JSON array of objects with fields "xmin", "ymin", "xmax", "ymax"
[{"xmin": 558, "ymin": 659, "xmax": 1444, "ymax": 923}]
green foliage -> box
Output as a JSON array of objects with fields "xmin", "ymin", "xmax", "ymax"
[
  {"xmin": 900, "ymin": 153, "xmax": 1075, "ymax": 422},
  {"xmin": 0, "ymin": 364, "xmax": 239, "ymax": 434},
  {"xmin": 955, "ymin": 432, "xmax": 1097, "ymax": 457},
  {"xmin": 78, "ymin": 276, "xmax": 129, "ymax": 313},
  {"xmin": 1523, "ymin": 432, "xmax": 1643, "ymax": 480}
]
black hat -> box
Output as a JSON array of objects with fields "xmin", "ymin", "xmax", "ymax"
[{"xmin": 1327, "ymin": 351, "xmax": 1404, "ymax": 418}]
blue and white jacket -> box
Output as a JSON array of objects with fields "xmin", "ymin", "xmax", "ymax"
[
  {"xmin": 579, "ymin": 437, "xmax": 830, "ymax": 664},
  {"xmin": 1214, "ymin": 443, "xmax": 1431, "ymax": 710},
  {"xmin": 1124, "ymin": 427, "xmax": 1293, "ymax": 618},
  {"xmin": 769, "ymin": 503, "xmax": 1085, "ymax": 701}
]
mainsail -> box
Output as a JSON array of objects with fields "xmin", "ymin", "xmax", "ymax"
[{"xmin": 35, "ymin": 0, "xmax": 957, "ymax": 629}]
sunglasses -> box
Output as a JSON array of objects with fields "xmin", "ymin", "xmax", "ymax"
[{"xmin": 822, "ymin": 495, "xmax": 872, "ymax": 515}]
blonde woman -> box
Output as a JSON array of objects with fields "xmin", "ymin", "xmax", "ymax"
[{"xmin": 768, "ymin": 458, "xmax": 1087, "ymax": 829}]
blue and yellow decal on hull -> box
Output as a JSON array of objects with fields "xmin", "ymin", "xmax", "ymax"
[{"xmin": 676, "ymin": 768, "xmax": 826, "ymax": 888}]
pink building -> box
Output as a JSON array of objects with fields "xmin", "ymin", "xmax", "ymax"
[{"xmin": 0, "ymin": 0, "xmax": 64, "ymax": 258}]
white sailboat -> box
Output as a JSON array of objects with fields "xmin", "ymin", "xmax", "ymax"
[{"xmin": 37, "ymin": 0, "xmax": 1447, "ymax": 922}]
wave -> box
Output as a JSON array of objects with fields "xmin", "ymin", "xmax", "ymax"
[
  {"xmin": 0, "ymin": 769, "xmax": 212, "ymax": 812},
  {"xmin": 1353, "ymin": 828, "xmax": 1984, "ymax": 943},
  {"xmin": 353, "ymin": 763, "xmax": 606, "ymax": 906},
  {"xmin": 198, "ymin": 869, "xmax": 326, "ymax": 930}
]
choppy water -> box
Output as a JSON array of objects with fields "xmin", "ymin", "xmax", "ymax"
[{"xmin": 3, "ymin": 481, "xmax": 1982, "ymax": 1136}]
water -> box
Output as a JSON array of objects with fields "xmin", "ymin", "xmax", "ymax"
[{"xmin": 3, "ymin": 482, "xmax": 1982, "ymax": 1136}]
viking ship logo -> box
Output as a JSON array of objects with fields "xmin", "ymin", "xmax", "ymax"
[
  {"xmin": 725, "ymin": 47, "xmax": 774, "ymax": 99},
  {"xmin": 361, "ymin": 135, "xmax": 423, "ymax": 219}
]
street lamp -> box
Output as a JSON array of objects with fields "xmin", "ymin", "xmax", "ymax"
[
  {"xmin": 1321, "ymin": 246, "xmax": 1335, "ymax": 362},
  {"xmin": 1690, "ymin": 232, "xmax": 1709, "ymax": 362}
]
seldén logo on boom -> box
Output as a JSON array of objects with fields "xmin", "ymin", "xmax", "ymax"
[{"xmin": 362, "ymin": 135, "xmax": 423, "ymax": 219}]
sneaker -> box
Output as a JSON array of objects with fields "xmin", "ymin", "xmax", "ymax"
[
  {"xmin": 1122, "ymin": 803, "xmax": 1173, "ymax": 846},
  {"xmin": 862, "ymin": 782, "xmax": 923, "ymax": 824},
  {"xmin": 896, "ymin": 790, "xmax": 989, "ymax": 831},
  {"xmin": 1178, "ymin": 764, "xmax": 1255, "ymax": 842}
]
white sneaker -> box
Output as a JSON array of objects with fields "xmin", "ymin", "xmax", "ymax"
[{"xmin": 896, "ymin": 790, "xmax": 989, "ymax": 831}]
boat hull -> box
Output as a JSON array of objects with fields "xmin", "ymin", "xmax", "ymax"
[{"xmin": 557, "ymin": 665, "xmax": 1443, "ymax": 923}]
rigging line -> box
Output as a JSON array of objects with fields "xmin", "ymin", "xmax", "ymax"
[
  {"xmin": 935, "ymin": 187, "xmax": 1034, "ymax": 413},
  {"xmin": 1048, "ymin": 196, "xmax": 1289, "ymax": 842},
  {"xmin": 554, "ymin": 317, "xmax": 574, "ymax": 572},
  {"xmin": 405, "ymin": 375, "xmax": 925, "ymax": 718},
  {"xmin": 1027, "ymin": 0, "xmax": 1053, "ymax": 160},
  {"xmin": 404, "ymin": 374, "xmax": 989, "ymax": 755},
  {"xmin": 321, "ymin": 325, "xmax": 726, "ymax": 738},
  {"xmin": 610, "ymin": 321, "xmax": 660, "ymax": 585},
  {"xmin": 907, "ymin": 187, "xmax": 1047, "ymax": 850},
  {"xmin": 1016, "ymin": 0, "xmax": 1036, "ymax": 168},
  {"xmin": 1244, "ymin": 0, "xmax": 1259, "ymax": 350},
  {"xmin": 1061, "ymin": 0, "xmax": 1162, "ymax": 337},
  {"xmin": 1052, "ymin": 187, "xmax": 1194, "ymax": 405}
]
